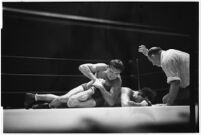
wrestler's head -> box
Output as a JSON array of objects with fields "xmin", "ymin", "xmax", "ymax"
[
  {"xmin": 131, "ymin": 87, "xmax": 156, "ymax": 103},
  {"xmin": 147, "ymin": 47, "xmax": 162, "ymax": 67},
  {"xmin": 106, "ymin": 59, "xmax": 124, "ymax": 80},
  {"xmin": 131, "ymin": 91, "xmax": 145, "ymax": 103},
  {"xmin": 138, "ymin": 87, "xmax": 156, "ymax": 103}
]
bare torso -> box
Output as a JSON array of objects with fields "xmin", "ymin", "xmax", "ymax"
[{"xmin": 95, "ymin": 70, "xmax": 122, "ymax": 106}]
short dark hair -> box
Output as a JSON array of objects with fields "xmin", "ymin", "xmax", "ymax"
[
  {"xmin": 139, "ymin": 87, "xmax": 156, "ymax": 103},
  {"xmin": 109, "ymin": 59, "xmax": 124, "ymax": 72},
  {"xmin": 148, "ymin": 47, "xmax": 162, "ymax": 57}
]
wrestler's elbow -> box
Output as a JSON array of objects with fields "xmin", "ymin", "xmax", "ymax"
[
  {"xmin": 79, "ymin": 64, "xmax": 93, "ymax": 74},
  {"xmin": 78, "ymin": 64, "xmax": 85, "ymax": 72}
]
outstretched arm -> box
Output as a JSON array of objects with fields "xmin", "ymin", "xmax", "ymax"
[
  {"xmin": 166, "ymin": 80, "xmax": 180, "ymax": 105},
  {"xmin": 162, "ymin": 56, "xmax": 181, "ymax": 105},
  {"xmin": 138, "ymin": 45, "xmax": 154, "ymax": 63},
  {"xmin": 138, "ymin": 45, "xmax": 149, "ymax": 56}
]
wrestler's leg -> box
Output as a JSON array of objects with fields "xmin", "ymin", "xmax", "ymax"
[
  {"xmin": 60, "ymin": 86, "xmax": 85, "ymax": 99},
  {"xmin": 35, "ymin": 94, "xmax": 59, "ymax": 102},
  {"xmin": 76, "ymin": 88, "xmax": 95, "ymax": 101},
  {"xmin": 68, "ymin": 96, "xmax": 96, "ymax": 108},
  {"xmin": 67, "ymin": 88, "xmax": 96, "ymax": 107},
  {"xmin": 49, "ymin": 85, "xmax": 85, "ymax": 108},
  {"xmin": 24, "ymin": 93, "xmax": 59, "ymax": 109}
]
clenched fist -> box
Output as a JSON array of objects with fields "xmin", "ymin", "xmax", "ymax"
[{"xmin": 138, "ymin": 45, "xmax": 149, "ymax": 56}]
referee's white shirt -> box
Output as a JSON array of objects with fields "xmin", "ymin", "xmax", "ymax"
[{"xmin": 160, "ymin": 49, "xmax": 190, "ymax": 88}]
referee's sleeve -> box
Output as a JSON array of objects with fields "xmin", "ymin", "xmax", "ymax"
[{"xmin": 162, "ymin": 57, "xmax": 181, "ymax": 84}]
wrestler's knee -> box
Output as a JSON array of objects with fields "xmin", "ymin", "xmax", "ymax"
[
  {"xmin": 67, "ymin": 97, "xmax": 79, "ymax": 107},
  {"xmin": 90, "ymin": 99, "xmax": 97, "ymax": 107},
  {"xmin": 49, "ymin": 98, "xmax": 63, "ymax": 108}
]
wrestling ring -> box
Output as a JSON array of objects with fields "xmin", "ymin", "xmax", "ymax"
[{"xmin": 2, "ymin": 5, "xmax": 197, "ymax": 133}]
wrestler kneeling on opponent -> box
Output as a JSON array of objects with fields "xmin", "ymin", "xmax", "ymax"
[{"xmin": 24, "ymin": 59, "xmax": 124, "ymax": 109}]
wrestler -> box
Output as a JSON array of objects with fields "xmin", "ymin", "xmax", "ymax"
[
  {"xmin": 24, "ymin": 59, "xmax": 124, "ymax": 108},
  {"xmin": 121, "ymin": 87, "xmax": 156, "ymax": 107}
]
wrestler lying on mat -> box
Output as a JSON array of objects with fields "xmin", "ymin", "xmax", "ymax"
[
  {"xmin": 25, "ymin": 81, "xmax": 155, "ymax": 108},
  {"xmin": 24, "ymin": 59, "xmax": 124, "ymax": 109},
  {"xmin": 121, "ymin": 87, "xmax": 156, "ymax": 107},
  {"xmin": 138, "ymin": 45, "xmax": 190, "ymax": 105}
]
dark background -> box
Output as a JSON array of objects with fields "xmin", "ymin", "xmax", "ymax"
[{"xmin": 1, "ymin": 2, "xmax": 198, "ymax": 108}]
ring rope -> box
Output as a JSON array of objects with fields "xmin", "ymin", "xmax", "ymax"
[
  {"xmin": 1, "ymin": 87, "xmax": 169, "ymax": 94},
  {"xmin": 2, "ymin": 71, "xmax": 163, "ymax": 77},
  {"xmin": 136, "ymin": 58, "xmax": 141, "ymax": 90},
  {"xmin": 138, "ymin": 71, "xmax": 164, "ymax": 76},
  {"xmin": 3, "ymin": 7, "xmax": 189, "ymax": 37},
  {"xmin": 129, "ymin": 71, "xmax": 164, "ymax": 78},
  {"xmin": 1, "ymin": 73, "xmax": 84, "ymax": 77},
  {"xmin": 2, "ymin": 55, "xmax": 108, "ymax": 62},
  {"xmin": 2, "ymin": 91, "xmax": 68, "ymax": 94}
]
